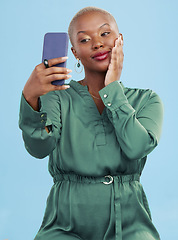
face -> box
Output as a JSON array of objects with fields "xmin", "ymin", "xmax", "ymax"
[{"xmin": 71, "ymin": 11, "xmax": 120, "ymax": 73}]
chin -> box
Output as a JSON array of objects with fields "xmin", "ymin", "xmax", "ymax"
[{"xmin": 93, "ymin": 59, "xmax": 110, "ymax": 72}]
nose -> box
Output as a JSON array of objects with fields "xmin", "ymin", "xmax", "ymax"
[{"xmin": 92, "ymin": 37, "xmax": 104, "ymax": 50}]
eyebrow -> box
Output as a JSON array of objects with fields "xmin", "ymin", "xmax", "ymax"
[{"xmin": 77, "ymin": 23, "xmax": 110, "ymax": 35}]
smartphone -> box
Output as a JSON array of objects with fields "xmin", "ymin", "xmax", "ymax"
[{"xmin": 42, "ymin": 32, "xmax": 69, "ymax": 85}]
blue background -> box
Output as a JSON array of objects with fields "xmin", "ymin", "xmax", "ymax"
[{"xmin": 1, "ymin": 0, "xmax": 177, "ymax": 239}]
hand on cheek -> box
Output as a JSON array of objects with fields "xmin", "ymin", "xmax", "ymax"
[{"xmin": 104, "ymin": 34, "xmax": 124, "ymax": 86}]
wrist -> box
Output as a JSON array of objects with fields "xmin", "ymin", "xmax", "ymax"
[
  {"xmin": 22, "ymin": 90, "xmax": 40, "ymax": 111},
  {"xmin": 105, "ymin": 79, "xmax": 118, "ymax": 86}
]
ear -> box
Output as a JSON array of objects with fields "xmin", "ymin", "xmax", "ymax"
[{"xmin": 71, "ymin": 47, "xmax": 78, "ymax": 59}]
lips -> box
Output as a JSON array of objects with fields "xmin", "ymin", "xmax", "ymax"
[{"xmin": 91, "ymin": 51, "xmax": 110, "ymax": 61}]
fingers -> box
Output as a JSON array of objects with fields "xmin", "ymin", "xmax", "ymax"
[
  {"xmin": 105, "ymin": 35, "xmax": 124, "ymax": 85},
  {"xmin": 116, "ymin": 38, "xmax": 124, "ymax": 62},
  {"xmin": 44, "ymin": 66, "xmax": 72, "ymax": 76},
  {"xmin": 37, "ymin": 56, "xmax": 69, "ymax": 70},
  {"xmin": 46, "ymin": 73, "xmax": 72, "ymax": 82},
  {"xmin": 34, "ymin": 58, "xmax": 72, "ymax": 85},
  {"xmin": 115, "ymin": 35, "xmax": 124, "ymax": 48},
  {"xmin": 24, "ymin": 57, "xmax": 71, "ymax": 102},
  {"xmin": 114, "ymin": 36, "xmax": 124, "ymax": 59},
  {"xmin": 47, "ymin": 56, "xmax": 68, "ymax": 67},
  {"xmin": 52, "ymin": 84, "xmax": 71, "ymax": 91},
  {"xmin": 42, "ymin": 58, "xmax": 72, "ymax": 83},
  {"xmin": 119, "ymin": 33, "xmax": 124, "ymax": 46},
  {"xmin": 109, "ymin": 36, "xmax": 124, "ymax": 71}
]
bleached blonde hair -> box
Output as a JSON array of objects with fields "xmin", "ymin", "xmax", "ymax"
[{"xmin": 68, "ymin": 6, "xmax": 118, "ymax": 46}]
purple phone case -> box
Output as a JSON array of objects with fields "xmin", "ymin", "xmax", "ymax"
[{"xmin": 42, "ymin": 32, "xmax": 69, "ymax": 85}]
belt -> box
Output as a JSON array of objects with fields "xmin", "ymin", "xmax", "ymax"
[{"xmin": 53, "ymin": 172, "xmax": 140, "ymax": 240}]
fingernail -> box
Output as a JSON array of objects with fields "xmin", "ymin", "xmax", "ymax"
[
  {"xmin": 67, "ymin": 69, "xmax": 72, "ymax": 73},
  {"xmin": 116, "ymin": 38, "xmax": 120, "ymax": 46},
  {"xmin": 62, "ymin": 56, "xmax": 68, "ymax": 59},
  {"xmin": 64, "ymin": 85, "xmax": 70, "ymax": 88},
  {"xmin": 67, "ymin": 75, "xmax": 72, "ymax": 78}
]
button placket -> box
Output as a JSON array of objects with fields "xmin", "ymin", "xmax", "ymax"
[{"xmin": 94, "ymin": 120, "xmax": 106, "ymax": 146}]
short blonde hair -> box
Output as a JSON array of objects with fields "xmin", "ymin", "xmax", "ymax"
[{"xmin": 68, "ymin": 6, "xmax": 118, "ymax": 46}]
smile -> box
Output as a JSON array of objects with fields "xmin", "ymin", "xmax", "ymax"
[{"xmin": 91, "ymin": 51, "xmax": 110, "ymax": 61}]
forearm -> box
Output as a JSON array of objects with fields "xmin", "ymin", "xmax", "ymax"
[
  {"xmin": 99, "ymin": 81, "xmax": 163, "ymax": 160},
  {"xmin": 110, "ymin": 105, "xmax": 157, "ymax": 159},
  {"xmin": 21, "ymin": 127, "xmax": 58, "ymax": 158},
  {"xmin": 19, "ymin": 92, "xmax": 61, "ymax": 158}
]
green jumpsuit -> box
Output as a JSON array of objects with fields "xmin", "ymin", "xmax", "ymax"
[{"xmin": 19, "ymin": 80, "xmax": 164, "ymax": 240}]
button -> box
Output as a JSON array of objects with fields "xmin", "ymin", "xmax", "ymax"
[
  {"xmin": 41, "ymin": 114, "xmax": 44, "ymax": 118},
  {"xmin": 104, "ymin": 94, "xmax": 108, "ymax": 98},
  {"xmin": 107, "ymin": 103, "xmax": 112, "ymax": 107}
]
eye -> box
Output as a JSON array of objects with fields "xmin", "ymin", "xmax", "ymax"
[
  {"xmin": 101, "ymin": 31, "xmax": 110, "ymax": 36},
  {"xmin": 80, "ymin": 38, "xmax": 90, "ymax": 43}
]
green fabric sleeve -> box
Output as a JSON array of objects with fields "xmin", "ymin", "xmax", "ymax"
[
  {"xmin": 99, "ymin": 81, "xmax": 164, "ymax": 160},
  {"xmin": 19, "ymin": 91, "xmax": 62, "ymax": 159}
]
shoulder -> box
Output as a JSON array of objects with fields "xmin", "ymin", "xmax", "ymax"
[
  {"xmin": 123, "ymin": 84, "xmax": 152, "ymax": 97},
  {"xmin": 121, "ymin": 83, "xmax": 163, "ymax": 110}
]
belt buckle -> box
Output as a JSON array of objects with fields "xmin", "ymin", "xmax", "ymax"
[{"xmin": 103, "ymin": 175, "xmax": 113, "ymax": 185}]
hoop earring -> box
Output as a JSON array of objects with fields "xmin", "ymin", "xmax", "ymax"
[{"xmin": 75, "ymin": 58, "xmax": 83, "ymax": 73}]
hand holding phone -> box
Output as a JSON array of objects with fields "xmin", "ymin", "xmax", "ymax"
[
  {"xmin": 42, "ymin": 32, "xmax": 69, "ymax": 85},
  {"xmin": 23, "ymin": 56, "xmax": 71, "ymax": 110},
  {"xmin": 22, "ymin": 32, "xmax": 72, "ymax": 111}
]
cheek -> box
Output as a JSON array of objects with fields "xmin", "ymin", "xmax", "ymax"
[
  {"xmin": 74, "ymin": 45, "xmax": 89, "ymax": 58},
  {"xmin": 78, "ymin": 48, "xmax": 91, "ymax": 62},
  {"xmin": 109, "ymin": 33, "xmax": 119, "ymax": 47}
]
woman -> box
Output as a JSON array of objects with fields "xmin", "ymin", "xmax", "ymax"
[{"xmin": 19, "ymin": 6, "xmax": 163, "ymax": 240}]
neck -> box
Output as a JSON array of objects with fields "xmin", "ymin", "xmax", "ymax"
[{"xmin": 83, "ymin": 69, "xmax": 106, "ymax": 95}]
